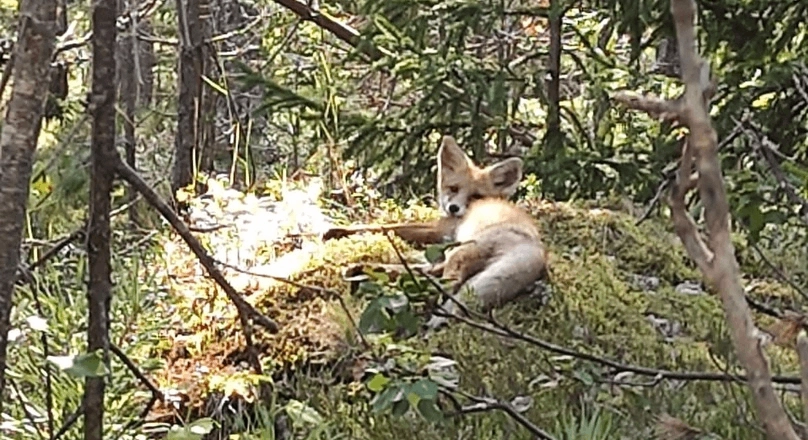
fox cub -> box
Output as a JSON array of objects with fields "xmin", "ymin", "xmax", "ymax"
[{"xmin": 323, "ymin": 135, "xmax": 548, "ymax": 324}]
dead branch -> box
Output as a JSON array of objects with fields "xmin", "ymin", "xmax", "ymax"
[
  {"xmin": 454, "ymin": 389, "xmax": 557, "ymax": 440},
  {"xmin": 113, "ymin": 157, "xmax": 279, "ymax": 340},
  {"xmin": 612, "ymin": 90, "xmax": 684, "ymax": 124},
  {"xmin": 469, "ymin": 307, "xmax": 802, "ymax": 384},
  {"xmin": 213, "ymin": 257, "xmax": 371, "ymax": 349},
  {"xmin": 673, "ymin": 0, "xmax": 798, "ymax": 436},
  {"xmin": 612, "ymin": 1, "xmax": 801, "ymax": 438}
]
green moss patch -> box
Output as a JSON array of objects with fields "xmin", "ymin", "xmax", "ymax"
[{"xmin": 151, "ymin": 195, "xmax": 805, "ymax": 439}]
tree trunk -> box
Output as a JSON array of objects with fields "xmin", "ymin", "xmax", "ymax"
[
  {"xmin": 137, "ymin": 19, "xmax": 155, "ymax": 107},
  {"xmin": 117, "ymin": 0, "xmax": 139, "ymax": 226},
  {"xmin": 542, "ymin": 0, "xmax": 563, "ymax": 196},
  {"xmin": 0, "ymin": 0, "xmax": 57, "ymax": 415},
  {"xmin": 171, "ymin": 0, "xmax": 203, "ymax": 205},
  {"xmin": 84, "ymin": 0, "xmax": 117, "ymax": 436}
]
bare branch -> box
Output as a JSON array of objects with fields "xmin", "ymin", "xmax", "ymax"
[
  {"xmin": 612, "ymin": 90, "xmax": 683, "ymax": 123},
  {"xmin": 667, "ymin": 139, "xmax": 713, "ymax": 274},
  {"xmin": 113, "ymin": 157, "xmax": 280, "ymax": 337},
  {"xmin": 454, "ymin": 390, "xmax": 557, "ymax": 440},
  {"xmin": 665, "ymin": 1, "xmax": 800, "ymax": 438},
  {"xmin": 613, "ymin": 1, "xmax": 802, "ymax": 436}
]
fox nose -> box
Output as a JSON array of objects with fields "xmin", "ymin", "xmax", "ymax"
[{"xmin": 448, "ymin": 204, "xmax": 460, "ymax": 214}]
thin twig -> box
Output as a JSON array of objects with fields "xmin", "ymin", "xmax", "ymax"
[
  {"xmin": 444, "ymin": 305, "xmax": 801, "ymax": 384},
  {"xmin": 113, "ymin": 156, "xmax": 276, "ymax": 378},
  {"xmin": 52, "ymin": 402, "xmax": 84, "ymax": 440},
  {"xmin": 455, "ymin": 389, "xmax": 558, "ymax": 440},
  {"xmin": 7, "ymin": 379, "xmax": 45, "ymax": 438}
]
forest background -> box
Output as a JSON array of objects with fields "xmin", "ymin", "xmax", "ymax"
[{"xmin": 0, "ymin": 0, "xmax": 807, "ymax": 439}]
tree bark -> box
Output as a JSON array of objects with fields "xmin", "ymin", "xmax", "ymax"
[
  {"xmin": 0, "ymin": 0, "xmax": 57, "ymax": 415},
  {"xmin": 84, "ymin": 0, "xmax": 118, "ymax": 436},
  {"xmin": 171, "ymin": 0, "xmax": 203, "ymax": 204},
  {"xmin": 116, "ymin": 0, "xmax": 139, "ymax": 226},
  {"xmin": 669, "ymin": 1, "xmax": 799, "ymax": 437}
]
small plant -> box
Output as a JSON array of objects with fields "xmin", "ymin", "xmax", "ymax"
[
  {"xmin": 353, "ymin": 244, "xmax": 457, "ymax": 424},
  {"xmin": 553, "ymin": 403, "xmax": 619, "ymax": 440}
]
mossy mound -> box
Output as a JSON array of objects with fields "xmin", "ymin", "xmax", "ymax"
[
  {"xmin": 150, "ymin": 194, "xmax": 804, "ymax": 439},
  {"xmin": 296, "ymin": 199, "xmax": 803, "ymax": 439},
  {"xmin": 148, "ymin": 197, "xmax": 432, "ymax": 419}
]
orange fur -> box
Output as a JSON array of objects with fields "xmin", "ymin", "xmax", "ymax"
[{"xmin": 323, "ymin": 135, "xmax": 548, "ymax": 326}]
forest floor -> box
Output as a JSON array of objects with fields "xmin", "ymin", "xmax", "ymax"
[{"xmin": 130, "ymin": 173, "xmax": 807, "ymax": 439}]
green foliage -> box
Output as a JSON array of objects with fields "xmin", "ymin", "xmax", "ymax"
[
  {"xmin": 6, "ymin": 0, "xmax": 808, "ymax": 437},
  {"xmin": 553, "ymin": 404, "xmax": 618, "ymax": 440},
  {"xmin": 46, "ymin": 350, "xmax": 108, "ymax": 378},
  {"xmin": 240, "ymin": 0, "xmax": 808, "ymax": 280},
  {"xmin": 5, "ymin": 241, "xmax": 172, "ymax": 440},
  {"xmin": 351, "ymin": 258, "xmax": 451, "ymax": 424},
  {"xmin": 164, "ymin": 418, "xmax": 217, "ymax": 440}
]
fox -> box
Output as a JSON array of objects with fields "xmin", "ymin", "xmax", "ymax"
[{"xmin": 323, "ymin": 135, "xmax": 549, "ymax": 327}]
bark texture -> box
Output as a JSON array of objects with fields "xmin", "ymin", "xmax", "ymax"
[
  {"xmin": 0, "ymin": 0, "xmax": 57, "ymax": 415},
  {"xmin": 84, "ymin": 0, "xmax": 118, "ymax": 436},
  {"xmin": 171, "ymin": 0, "xmax": 203, "ymax": 202}
]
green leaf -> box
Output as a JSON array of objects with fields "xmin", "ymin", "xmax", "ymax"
[
  {"xmin": 165, "ymin": 424, "xmax": 208, "ymax": 440},
  {"xmin": 47, "ymin": 350, "xmax": 108, "ymax": 378},
  {"xmin": 416, "ymin": 398, "xmax": 443, "ymax": 422},
  {"xmin": 285, "ymin": 399, "xmax": 323, "ymax": 426},
  {"xmin": 364, "ymin": 268, "xmax": 390, "ymax": 284},
  {"xmin": 378, "ymin": 294, "xmax": 409, "ymax": 314},
  {"xmin": 751, "ymin": 91, "xmax": 776, "ymax": 109},
  {"xmin": 370, "ymin": 385, "xmax": 401, "ymax": 413},
  {"xmin": 358, "ymin": 299, "xmax": 387, "ymax": 334},
  {"xmin": 424, "ymin": 244, "xmax": 449, "ymax": 263},
  {"xmin": 391, "ymin": 398, "xmax": 410, "ymax": 416},
  {"xmin": 397, "ymin": 273, "xmax": 423, "ymax": 294},
  {"xmin": 410, "ymin": 379, "xmax": 439, "ymax": 400},
  {"xmin": 366, "ymin": 373, "xmax": 390, "ymax": 392},
  {"xmin": 358, "ymin": 281, "xmax": 383, "ymax": 296},
  {"xmin": 187, "ymin": 418, "xmax": 216, "ymax": 436},
  {"xmin": 747, "ymin": 204, "xmax": 765, "ymax": 238},
  {"xmin": 396, "ymin": 310, "xmax": 420, "ymax": 337},
  {"xmin": 572, "ymin": 369, "xmax": 594, "ymax": 386}
]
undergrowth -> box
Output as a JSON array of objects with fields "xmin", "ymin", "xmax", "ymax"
[{"xmin": 5, "ymin": 175, "xmax": 807, "ymax": 440}]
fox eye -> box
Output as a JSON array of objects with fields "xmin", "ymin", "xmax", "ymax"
[
  {"xmin": 448, "ymin": 185, "xmax": 459, "ymax": 193},
  {"xmin": 469, "ymin": 193, "xmax": 483, "ymax": 201}
]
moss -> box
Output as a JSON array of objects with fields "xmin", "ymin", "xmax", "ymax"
[
  {"xmin": 305, "ymin": 200, "xmax": 802, "ymax": 439},
  {"xmin": 156, "ymin": 196, "xmax": 805, "ymax": 439}
]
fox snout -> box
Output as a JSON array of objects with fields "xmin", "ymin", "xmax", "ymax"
[{"xmin": 439, "ymin": 194, "xmax": 467, "ymax": 217}]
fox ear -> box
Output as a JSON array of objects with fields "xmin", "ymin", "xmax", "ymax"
[
  {"xmin": 438, "ymin": 135, "xmax": 472, "ymax": 173},
  {"xmin": 486, "ymin": 157, "xmax": 523, "ymax": 196}
]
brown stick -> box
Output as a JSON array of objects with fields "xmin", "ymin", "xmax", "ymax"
[
  {"xmin": 613, "ymin": 1, "xmax": 801, "ymax": 438},
  {"xmin": 670, "ymin": 1, "xmax": 798, "ymax": 438},
  {"xmin": 113, "ymin": 157, "xmax": 279, "ymax": 334}
]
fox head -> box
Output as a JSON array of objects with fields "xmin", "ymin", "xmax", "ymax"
[{"xmin": 436, "ymin": 135, "xmax": 523, "ymax": 217}]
